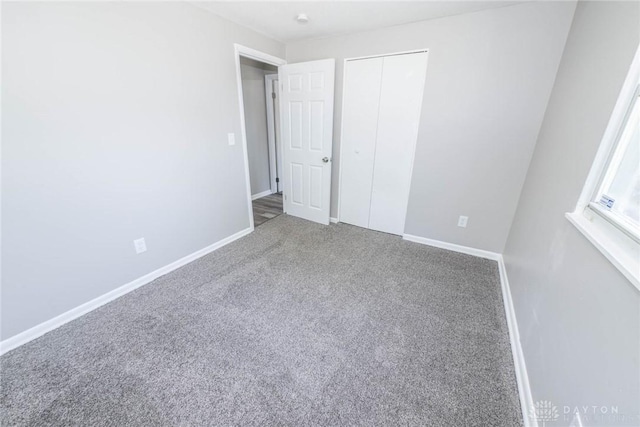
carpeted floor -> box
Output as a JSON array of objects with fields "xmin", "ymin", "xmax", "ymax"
[{"xmin": 0, "ymin": 215, "xmax": 522, "ymax": 426}]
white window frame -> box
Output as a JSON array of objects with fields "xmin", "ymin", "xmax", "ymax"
[{"xmin": 566, "ymin": 46, "xmax": 640, "ymax": 291}]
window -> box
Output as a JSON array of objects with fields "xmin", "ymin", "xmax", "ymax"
[
  {"xmin": 590, "ymin": 87, "xmax": 640, "ymax": 242},
  {"xmin": 567, "ymin": 47, "xmax": 640, "ymax": 290}
]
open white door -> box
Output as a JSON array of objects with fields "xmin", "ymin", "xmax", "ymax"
[{"xmin": 279, "ymin": 59, "xmax": 335, "ymax": 225}]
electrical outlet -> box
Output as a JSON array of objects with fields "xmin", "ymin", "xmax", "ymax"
[
  {"xmin": 227, "ymin": 132, "xmax": 236, "ymax": 146},
  {"xmin": 458, "ymin": 216, "xmax": 469, "ymax": 228},
  {"xmin": 133, "ymin": 238, "xmax": 147, "ymax": 254}
]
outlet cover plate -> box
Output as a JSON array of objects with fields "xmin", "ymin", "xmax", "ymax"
[{"xmin": 134, "ymin": 238, "xmax": 147, "ymax": 254}]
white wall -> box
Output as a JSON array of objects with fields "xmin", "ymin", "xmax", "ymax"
[
  {"xmin": 240, "ymin": 57, "xmax": 277, "ymax": 196},
  {"xmin": 286, "ymin": 2, "xmax": 576, "ymax": 252},
  {"xmin": 504, "ymin": 1, "xmax": 640, "ymax": 424},
  {"xmin": 1, "ymin": 2, "xmax": 284, "ymax": 340}
]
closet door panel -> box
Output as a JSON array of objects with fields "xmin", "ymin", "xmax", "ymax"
[
  {"xmin": 369, "ymin": 53, "xmax": 428, "ymax": 235},
  {"xmin": 339, "ymin": 57, "xmax": 384, "ymax": 228}
]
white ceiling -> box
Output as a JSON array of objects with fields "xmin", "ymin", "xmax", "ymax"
[{"xmin": 193, "ymin": 1, "xmax": 523, "ymax": 43}]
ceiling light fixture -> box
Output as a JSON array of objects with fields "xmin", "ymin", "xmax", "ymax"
[{"xmin": 296, "ymin": 13, "xmax": 309, "ymax": 24}]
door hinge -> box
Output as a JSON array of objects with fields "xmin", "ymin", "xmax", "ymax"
[
  {"xmin": 272, "ymin": 92, "xmax": 276, "ymax": 99},
  {"xmin": 275, "ymin": 177, "xmax": 279, "ymax": 183}
]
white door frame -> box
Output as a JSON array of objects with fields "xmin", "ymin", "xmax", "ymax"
[
  {"xmin": 336, "ymin": 48, "xmax": 428, "ymax": 225},
  {"xmin": 233, "ymin": 44, "xmax": 286, "ymax": 230},
  {"xmin": 264, "ymin": 74, "xmax": 281, "ymax": 195}
]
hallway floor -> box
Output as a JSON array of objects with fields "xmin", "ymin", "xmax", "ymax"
[{"xmin": 252, "ymin": 193, "xmax": 283, "ymax": 226}]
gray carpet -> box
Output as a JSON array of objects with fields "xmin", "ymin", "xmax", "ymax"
[{"xmin": 1, "ymin": 215, "xmax": 522, "ymax": 426}]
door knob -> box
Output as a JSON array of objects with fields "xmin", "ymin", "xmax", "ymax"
[{"xmin": 322, "ymin": 157, "xmax": 330, "ymax": 163}]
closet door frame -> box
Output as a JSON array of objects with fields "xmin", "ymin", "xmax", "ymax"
[{"xmin": 336, "ymin": 48, "xmax": 429, "ymax": 230}]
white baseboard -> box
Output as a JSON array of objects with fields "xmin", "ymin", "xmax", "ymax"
[
  {"xmin": 402, "ymin": 233, "xmax": 501, "ymax": 261},
  {"xmin": 251, "ymin": 190, "xmax": 273, "ymax": 200},
  {"xmin": 498, "ymin": 255, "xmax": 536, "ymax": 427},
  {"xmin": 330, "ymin": 217, "xmax": 338, "ymax": 224},
  {"xmin": 569, "ymin": 412, "xmax": 583, "ymax": 427},
  {"xmin": 0, "ymin": 227, "xmax": 253, "ymax": 356}
]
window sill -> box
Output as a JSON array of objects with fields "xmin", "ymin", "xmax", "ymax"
[{"xmin": 566, "ymin": 211, "xmax": 640, "ymax": 291}]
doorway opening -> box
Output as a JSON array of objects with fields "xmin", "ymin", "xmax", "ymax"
[
  {"xmin": 234, "ymin": 45, "xmax": 286, "ymax": 228},
  {"xmin": 235, "ymin": 45, "xmax": 335, "ymax": 227}
]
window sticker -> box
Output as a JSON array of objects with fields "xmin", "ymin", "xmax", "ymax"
[{"xmin": 599, "ymin": 194, "xmax": 615, "ymax": 209}]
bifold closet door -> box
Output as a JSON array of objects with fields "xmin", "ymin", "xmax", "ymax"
[
  {"xmin": 340, "ymin": 52, "xmax": 428, "ymax": 235},
  {"xmin": 368, "ymin": 52, "xmax": 428, "ymax": 235},
  {"xmin": 339, "ymin": 57, "xmax": 384, "ymax": 228}
]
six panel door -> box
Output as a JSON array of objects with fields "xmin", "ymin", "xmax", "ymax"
[{"xmin": 279, "ymin": 59, "xmax": 335, "ymax": 225}]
